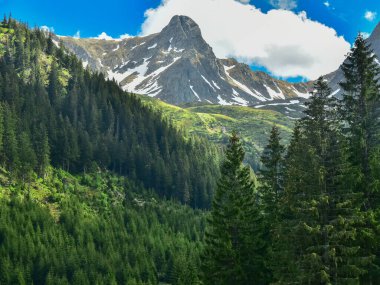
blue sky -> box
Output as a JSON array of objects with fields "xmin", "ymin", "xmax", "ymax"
[{"xmin": 1, "ymin": 0, "xmax": 379, "ymax": 81}]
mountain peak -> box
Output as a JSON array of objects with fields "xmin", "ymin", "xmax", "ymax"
[
  {"xmin": 369, "ymin": 21, "xmax": 380, "ymax": 41},
  {"xmin": 162, "ymin": 15, "xmax": 202, "ymax": 39},
  {"xmin": 368, "ymin": 22, "xmax": 380, "ymax": 56},
  {"xmin": 60, "ymin": 15, "xmax": 310, "ymax": 106},
  {"xmin": 168, "ymin": 15, "xmax": 199, "ymax": 29}
]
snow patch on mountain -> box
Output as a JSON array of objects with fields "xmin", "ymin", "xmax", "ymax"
[
  {"xmin": 131, "ymin": 42, "xmax": 146, "ymax": 51},
  {"xmin": 223, "ymin": 65, "xmax": 266, "ymax": 101},
  {"xmin": 190, "ymin": 85, "xmax": 201, "ymax": 101},
  {"xmin": 264, "ymin": 84, "xmax": 285, "ymax": 100},
  {"xmin": 291, "ymin": 87, "xmax": 310, "ymax": 99},
  {"xmin": 212, "ymin": 80, "xmax": 221, "ymax": 90},
  {"xmin": 217, "ymin": 95, "xmax": 232, "ymax": 105},
  {"xmin": 201, "ymin": 75, "xmax": 216, "ymax": 91},
  {"xmin": 147, "ymin": 43, "xmax": 158, "ymax": 49},
  {"xmin": 254, "ymin": 99, "xmax": 300, "ymax": 108},
  {"xmin": 232, "ymin": 96, "xmax": 248, "ymax": 106}
]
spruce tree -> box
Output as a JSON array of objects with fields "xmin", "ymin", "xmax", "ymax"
[
  {"xmin": 340, "ymin": 33, "xmax": 380, "ymax": 201},
  {"xmin": 258, "ymin": 125, "xmax": 285, "ymax": 283},
  {"xmin": 202, "ymin": 131, "xmax": 266, "ymax": 285},
  {"xmin": 274, "ymin": 78, "xmax": 370, "ymax": 284},
  {"xmin": 340, "ymin": 34, "xmax": 380, "ymax": 283},
  {"xmin": 259, "ymin": 125, "xmax": 285, "ymax": 220}
]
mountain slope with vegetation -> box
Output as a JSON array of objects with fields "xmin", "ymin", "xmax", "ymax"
[
  {"xmin": 0, "ymin": 168, "xmax": 206, "ymax": 285},
  {"xmin": 0, "ymin": 17, "xmax": 217, "ymax": 285},
  {"xmin": 141, "ymin": 97, "xmax": 294, "ymax": 170},
  {"xmin": 201, "ymin": 34, "xmax": 380, "ymax": 285},
  {"xmin": 0, "ymin": 17, "xmax": 221, "ymax": 209}
]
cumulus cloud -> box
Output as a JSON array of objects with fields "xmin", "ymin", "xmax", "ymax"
[
  {"xmin": 40, "ymin": 25, "xmax": 54, "ymax": 33},
  {"xmin": 94, "ymin": 32, "xmax": 114, "ymax": 40},
  {"xmin": 269, "ymin": 0, "xmax": 297, "ymax": 10},
  {"xmin": 92, "ymin": 32, "xmax": 133, "ymax": 41},
  {"xmin": 362, "ymin": 32, "xmax": 371, "ymax": 39},
  {"xmin": 141, "ymin": 0, "xmax": 350, "ymax": 79},
  {"xmin": 236, "ymin": 0, "xmax": 250, "ymax": 4},
  {"xmin": 73, "ymin": 30, "xmax": 80, "ymax": 39},
  {"xmin": 323, "ymin": 1, "xmax": 330, "ymax": 7},
  {"xmin": 364, "ymin": 10, "xmax": 377, "ymax": 22},
  {"xmin": 119, "ymin": 33, "xmax": 132, "ymax": 40}
]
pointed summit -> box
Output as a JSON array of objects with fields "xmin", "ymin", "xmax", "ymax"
[
  {"xmin": 60, "ymin": 15, "xmax": 310, "ymax": 106},
  {"xmin": 157, "ymin": 15, "xmax": 213, "ymax": 58},
  {"xmin": 165, "ymin": 15, "xmax": 201, "ymax": 36},
  {"xmin": 368, "ymin": 21, "xmax": 380, "ymax": 56},
  {"xmin": 160, "ymin": 15, "xmax": 204, "ymax": 42},
  {"xmin": 369, "ymin": 21, "xmax": 380, "ymax": 41}
]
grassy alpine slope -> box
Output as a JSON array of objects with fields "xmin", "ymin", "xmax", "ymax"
[{"xmin": 141, "ymin": 97, "xmax": 294, "ymax": 169}]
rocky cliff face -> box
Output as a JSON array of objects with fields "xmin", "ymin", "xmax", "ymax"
[
  {"xmin": 57, "ymin": 15, "xmax": 311, "ymax": 106},
  {"xmin": 56, "ymin": 17, "xmax": 380, "ymax": 106},
  {"xmin": 323, "ymin": 22, "xmax": 380, "ymax": 97}
]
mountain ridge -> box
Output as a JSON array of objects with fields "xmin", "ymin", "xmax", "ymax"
[
  {"xmin": 57, "ymin": 15, "xmax": 311, "ymax": 106},
  {"xmin": 56, "ymin": 16, "xmax": 380, "ymax": 107}
]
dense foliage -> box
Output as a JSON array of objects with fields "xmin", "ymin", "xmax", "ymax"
[
  {"xmin": 0, "ymin": 17, "xmax": 220, "ymax": 209},
  {"xmin": 202, "ymin": 132, "xmax": 266, "ymax": 285},
  {"xmin": 2, "ymin": 15, "xmax": 380, "ymax": 285},
  {"xmin": 141, "ymin": 97, "xmax": 294, "ymax": 171},
  {"xmin": 202, "ymin": 34, "xmax": 380, "ymax": 285},
  {"xmin": 0, "ymin": 170, "xmax": 205, "ymax": 285}
]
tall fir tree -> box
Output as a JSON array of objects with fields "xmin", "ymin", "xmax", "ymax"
[
  {"xmin": 339, "ymin": 34, "xmax": 380, "ymax": 283},
  {"xmin": 259, "ymin": 125, "xmax": 285, "ymax": 221},
  {"xmin": 340, "ymin": 33, "xmax": 380, "ymax": 201},
  {"xmin": 258, "ymin": 125, "xmax": 285, "ymax": 283},
  {"xmin": 202, "ymin": 131, "xmax": 266, "ymax": 285},
  {"xmin": 273, "ymin": 78, "xmax": 371, "ymax": 284}
]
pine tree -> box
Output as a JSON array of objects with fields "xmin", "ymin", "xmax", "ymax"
[
  {"xmin": 339, "ymin": 34, "xmax": 380, "ymax": 283},
  {"xmin": 202, "ymin": 131, "xmax": 266, "ymax": 285}
]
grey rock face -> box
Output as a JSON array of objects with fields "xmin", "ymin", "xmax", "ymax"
[
  {"xmin": 59, "ymin": 15, "xmax": 312, "ymax": 106},
  {"xmin": 324, "ymin": 22, "xmax": 380, "ymax": 97}
]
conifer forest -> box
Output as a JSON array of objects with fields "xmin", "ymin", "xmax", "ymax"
[{"xmin": 0, "ymin": 9, "xmax": 379, "ymax": 285}]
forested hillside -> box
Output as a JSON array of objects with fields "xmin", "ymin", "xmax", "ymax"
[
  {"xmin": 0, "ymin": 169, "xmax": 205, "ymax": 284},
  {"xmin": 0, "ymin": 17, "xmax": 221, "ymax": 208},
  {"xmin": 202, "ymin": 34, "xmax": 380, "ymax": 285},
  {"xmin": 0, "ymin": 17, "xmax": 218, "ymax": 284},
  {"xmin": 141, "ymin": 97, "xmax": 294, "ymax": 170},
  {"xmin": 2, "ymin": 13, "xmax": 380, "ymax": 285}
]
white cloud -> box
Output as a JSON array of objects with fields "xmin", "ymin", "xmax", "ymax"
[
  {"xmin": 365, "ymin": 11, "xmax": 377, "ymax": 22},
  {"xmin": 236, "ymin": 0, "xmax": 250, "ymax": 3},
  {"xmin": 91, "ymin": 32, "xmax": 133, "ymax": 41},
  {"xmin": 362, "ymin": 32, "xmax": 371, "ymax": 39},
  {"xmin": 119, "ymin": 33, "xmax": 133, "ymax": 40},
  {"xmin": 270, "ymin": 0, "xmax": 297, "ymax": 10},
  {"xmin": 40, "ymin": 25, "xmax": 54, "ymax": 33},
  {"xmin": 73, "ymin": 30, "xmax": 80, "ymax": 39},
  {"xmin": 141, "ymin": 0, "xmax": 350, "ymax": 79},
  {"xmin": 323, "ymin": 1, "xmax": 330, "ymax": 7},
  {"xmin": 94, "ymin": 32, "xmax": 114, "ymax": 40}
]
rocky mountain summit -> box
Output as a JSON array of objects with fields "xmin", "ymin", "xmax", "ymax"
[
  {"xmin": 58, "ymin": 15, "xmax": 310, "ymax": 106},
  {"xmin": 323, "ymin": 22, "xmax": 380, "ymax": 97},
  {"xmin": 57, "ymin": 16, "xmax": 380, "ymax": 107}
]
